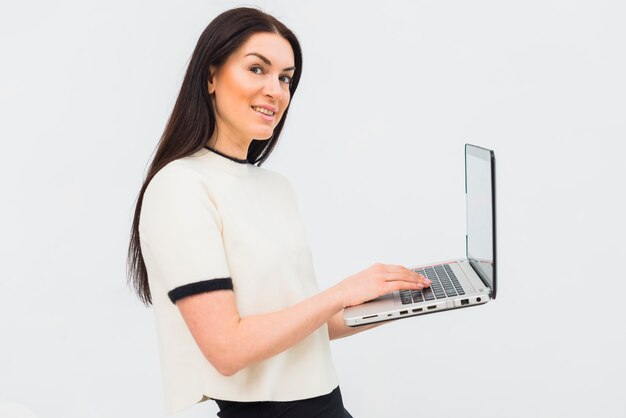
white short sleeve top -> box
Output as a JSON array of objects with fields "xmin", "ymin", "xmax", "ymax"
[{"xmin": 138, "ymin": 147, "xmax": 338, "ymax": 415}]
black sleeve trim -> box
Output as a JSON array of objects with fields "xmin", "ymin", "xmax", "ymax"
[{"xmin": 168, "ymin": 278, "xmax": 233, "ymax": 304}]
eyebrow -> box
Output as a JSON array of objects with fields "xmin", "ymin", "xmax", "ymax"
[{"xmin": 245, "ymin": 52, "xmax": 296, "ymax": 72}]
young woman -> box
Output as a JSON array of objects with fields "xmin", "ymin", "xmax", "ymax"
[{"xmin": 127, "ymin": 7, "xmax": 430, "ymax": 417}]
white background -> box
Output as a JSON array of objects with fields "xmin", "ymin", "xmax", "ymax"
[{"xmin": 1, "ymin": 0, "xmax": 625, "ymax": 417}]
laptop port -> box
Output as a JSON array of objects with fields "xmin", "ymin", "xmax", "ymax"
[
  {"xmin": 461, "ymin": 299, "xmax": 469, "ymax": 306},
  {"xmin": 412, "ymin": 308, "xmax": 423, "ymax": 313},
  {"xmin": 362, "ymin": 314, "xmax": 378, "ymax": 319},
  {"xmin": 400, "ymin": 310, "xmax": 408, "ymax": 315},
  {"xmin": 476, "ymin": 297, "xmax": 482, "ymax": 303},
  {"xmin": 427, "ymin": 305, "xmax": 437, "ymax": 310}
]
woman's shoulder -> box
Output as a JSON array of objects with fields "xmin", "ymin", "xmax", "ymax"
[
  {"xmin": 147, "ymin": 159, "xmax": 204, "ymax": 193},
  {"xmin": 142, "ymin": 158, "xmax": 220, "ymax": 216},
  {"xmin": 140, "ymin": 159, "xmax": 218, "ymax": 234}
]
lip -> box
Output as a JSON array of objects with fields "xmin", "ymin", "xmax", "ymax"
[
  {"xmin": 251, "ymin": 105, "xmax": 277, "ymax": 121},
  {"xmin": 251, "ymin": 104, "xmax": 278, "ymax": 114}
]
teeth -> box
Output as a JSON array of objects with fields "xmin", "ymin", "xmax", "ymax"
[{"xmin": 253, "ymin": 106, "xmax": 275, "ymax": 116}]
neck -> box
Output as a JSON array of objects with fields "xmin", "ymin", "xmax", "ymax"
[
  {"xmin": 207, "ymin": 133, "xmax": 250, "ymax": 161},
  {"xmin": 204, "ymin": 144, "xmax": 249, "ymax": 164}
]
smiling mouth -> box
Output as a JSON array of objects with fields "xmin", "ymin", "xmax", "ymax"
[{"xmin": 251, "ymin": 106, "xmax": 275, "ymax": 116}]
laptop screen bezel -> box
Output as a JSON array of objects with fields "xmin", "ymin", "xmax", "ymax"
[{"xmin": 465, "ymin": 144, "xmax": 497, "ymax": 300}]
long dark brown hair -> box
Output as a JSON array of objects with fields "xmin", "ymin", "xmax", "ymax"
[{"xmin": 127, "ymin": 7, "xmax": 303, "ymax": 306}]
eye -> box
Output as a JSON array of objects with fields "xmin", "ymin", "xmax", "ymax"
[
  {"xmin": 279, "ymin": 75, "xmax": 292, "ymax": 85},
  {"xmin": 250, "ymin": 65, "xmax": 263, "ymax": 75}
]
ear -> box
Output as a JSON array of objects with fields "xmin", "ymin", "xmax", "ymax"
[{"xmin": 207, "ymin": 65, "xmax": 217, "ymax": 95}]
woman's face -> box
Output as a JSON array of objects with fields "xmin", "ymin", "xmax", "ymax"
[{"xmin": 208, "ymin": 32, "xmax": 295, "ymax": 146}]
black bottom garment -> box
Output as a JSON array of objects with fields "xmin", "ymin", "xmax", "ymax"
[{"xmin": 214, "ymin": 386, "xmax": 353, "ymax": 418}]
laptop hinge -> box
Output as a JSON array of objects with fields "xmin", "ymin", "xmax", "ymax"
[{"xmin": 469, "ymin": 259, "xmax": 491, "ymax": 294}]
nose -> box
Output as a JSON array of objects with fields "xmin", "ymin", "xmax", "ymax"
[{"xmin": 263, "ymin": 76, "xmax": 283, "ymax": 100}]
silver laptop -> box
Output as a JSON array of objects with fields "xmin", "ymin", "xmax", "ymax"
[{"xmin": 344, "ymin": 144, "xmax": 497, "ymax": 326}]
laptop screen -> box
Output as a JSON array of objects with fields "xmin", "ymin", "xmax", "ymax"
[{"xmin": 465, "ymin": 144, "xmax": 497, "ymax": 299}]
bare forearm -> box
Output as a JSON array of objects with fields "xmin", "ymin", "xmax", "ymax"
[
  {"xmin": 180, "ymin": 263, "xmax": 428, "ymax": 376},
  {"xmin": 226, "ymin": 285, "xmax": 345, "ymax": 372}
]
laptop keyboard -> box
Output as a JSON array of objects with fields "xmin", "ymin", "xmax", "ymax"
[{"xmin": 400, "ymin": 264, "xmax": 465, "ymax": 305}]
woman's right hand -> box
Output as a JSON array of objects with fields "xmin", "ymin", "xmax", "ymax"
[{"xmin": 335, "ymin": 263, "xmax": 431, "ymax": 308}]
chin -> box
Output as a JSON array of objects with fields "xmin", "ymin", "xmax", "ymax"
[{"xmin": 255, "ymin": 132, "xmax": 274, "ymax": 141}]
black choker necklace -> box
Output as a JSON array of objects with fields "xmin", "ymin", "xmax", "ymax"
[{"xmin": 204, "ymin": 145, "xmax": 249, "ymax": 164}]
